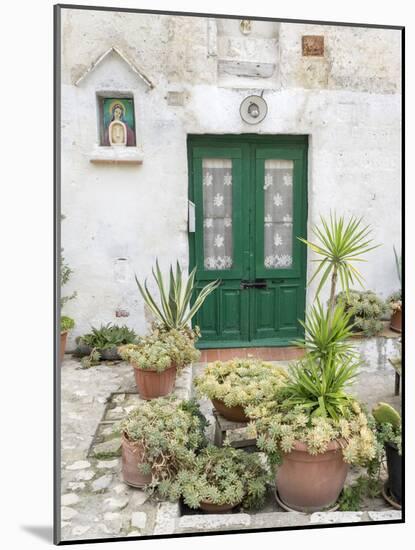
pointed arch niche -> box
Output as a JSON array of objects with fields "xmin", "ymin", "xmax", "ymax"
[{"xmin": 74, "ymin": 47, "xmax": 155, "ymax": 165}]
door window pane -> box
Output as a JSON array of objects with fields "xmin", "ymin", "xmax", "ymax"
[
  {"xmin": 202, "ymin": 159, "xmax": 233, "ymax": 270},
  {"xmin": 264, "ymin": 160, "xmax": 294, "ymax": 269}
]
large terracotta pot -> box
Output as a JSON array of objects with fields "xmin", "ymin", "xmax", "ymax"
[
  {"xmin": 60, "ymin": 331, "xmax": 68, "ymax": 363},
  {"xmin": 211, "ymin": 398, "xmax": 249, "ymax": 423},
  {"xmin": 390, "ymin": 309, "xmax": 402, "ymax": 333},
  {"xmin": 133, "ymin": 363, "xmax": 177, "ymax": 399},
  {"xmin": 276, "ymin": 439, "xmax": 349, "ymax": 512},
  {"xmin": 121, "ymin": 434, "xmax": 152, "ymax": 488},
  {"xmin": 199, "ymin": 500, "xmax": 240, "ymax": 513}
]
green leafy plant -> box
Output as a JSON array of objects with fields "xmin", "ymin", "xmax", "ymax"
[
  {"xmin": 299, "ymin": 213, "xmax": 379, "ymax": 311},
  {"xmin": 282, "ymin": 353, "xmax": 359, "ymax": 421},
  {"xmin": 136, "ymin": 260, "xmax": 220, "ymax": 331},
  {"xmin": 60, "ymin": 315, "xmax": 75, "ymax": 332},
  {"xmin": 119, "ymin": 397, "xmax": 206, "ymax": 487},
  {"xmin": 372, "ymin": 402, "xmax": 402, "ymax": 454},
  {"xmin": 118, "ymin": 327, "xmax": 200, "ymax": 372},
  {"xmin": 194, "ymin": 359, "xmax": 288, "ymax": 418},
  {"xmin": 61, "ymin": 251, "xmax": 77, "ymax": 308},
  {"xmin": 338, "ymin": 475, "xmax": 381, "ymax": 511},
  {"xmin": 335, "ymin": 290, "xmax": 388, "ymax": 336},
  {"xmin": 294, "ymin": 300, "xmax": 356, "ymax": 362},
  {"xmin": 78, "ymin": 323, "xmax": 138, "ymax": 350},
  {"xmin": 159, "ymin": 445, "xmax": 271, "ymax": 510}
]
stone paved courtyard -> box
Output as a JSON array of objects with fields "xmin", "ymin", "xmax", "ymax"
[{"xmin": 60, "ymin": 345, "xmax": 401, "ymax": 542}]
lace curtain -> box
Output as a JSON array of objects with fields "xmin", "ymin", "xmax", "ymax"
[
  {"xmin": 264, "ymin": 160, "xmax": 294, "ymax": 269},
  {"xmin": 202, "ymin": 159, "xmax": 233, "ymax": 270}
]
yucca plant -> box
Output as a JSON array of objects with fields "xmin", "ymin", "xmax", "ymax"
[
  {"xmin": 284, "ymin": 352, "xmax": 359, "ymax": 421},
  {"xmin": 136, "ymin": 260, "xmax": 220, "ymax": 331},
  {"xmin": 294, "ymin": 300, "xmax": 356, "ymax": 362},
  {"xmin": 299, "ymin": 213, "xmax": 379, "ymax": 312}
]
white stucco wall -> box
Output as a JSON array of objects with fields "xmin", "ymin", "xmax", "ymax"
[{"xmin": 60, "ymin": 8, "xmax": 402, "ymax": 346}]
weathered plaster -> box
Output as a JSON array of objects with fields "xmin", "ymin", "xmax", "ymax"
[{"xmin": 60, "ymin": 9, "xmax": 401, "ymax": 346}]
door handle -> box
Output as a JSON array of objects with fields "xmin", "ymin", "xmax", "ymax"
[{"xmin": 240, "ymin": 280, "xmax": 267, "ymax": 289}]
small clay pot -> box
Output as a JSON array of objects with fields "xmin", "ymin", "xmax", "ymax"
[
  {"xmin": 133, "ymin": 364, "xmax": 177, "ymax": 399},
  {"xmin": 121, "ymin": 434, "xmax": 152, "ymax": 488},
  {"xmin": 199, "ymin": 500, "xmax": 239, "ymax": 513},
  {"xmin": 211, "ymin": 398, "xmax": 249, "ymax": 423},
  {"xmin": 60, "ymin": 331, "xmax": 68, "ymax": 363},
  {"xmin": 276, "ymin": 439, "xmax": 349, "ymax": 512},
  {"xmin": 385, "ymin": 441, "xmax": 402, "ymax": 504},
  {"xmin": 390, "ymin": 309, "xmax": 402, "ymax": 333}
]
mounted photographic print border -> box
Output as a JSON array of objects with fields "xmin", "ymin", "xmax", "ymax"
[{"xmin": 54, "ymin": 3, "xmax": 405, "ymax": 545}]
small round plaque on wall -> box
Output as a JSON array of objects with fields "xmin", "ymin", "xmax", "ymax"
[{"xmin": 240, "ymin": 95, "xmax": 268, "ymax": 124}]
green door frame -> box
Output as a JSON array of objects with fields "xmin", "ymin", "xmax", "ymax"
[{"xmin": 188, "ymin": 134, "xmax": 308, "ymax": 348}]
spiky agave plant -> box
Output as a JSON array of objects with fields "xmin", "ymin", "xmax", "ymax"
[{"xmin": 135, "ymin": 260, "xmax": 220, "ymax": 331}]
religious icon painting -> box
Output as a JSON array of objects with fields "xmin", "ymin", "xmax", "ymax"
[{"xmin": 101, "ymin": 97, "xmax": 136, "ymax": 146}]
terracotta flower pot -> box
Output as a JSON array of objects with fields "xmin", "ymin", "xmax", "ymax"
[
  {"xmin": 276, "ymin": 439, "xmax": 349, "ymax": 512},
  {"xmin": 121, "ymin": 434, "xmax": 152, "ymax": 488},
  {"xmin": 390, "ymin": 309, "xmax": 402, "ymax": 333},
  {"xmin": 199, "ymin": 500, "xmax": 240, "ymax": 513},
  {"xmin": 133, "ymin": 363, "xmax": 177, "ymax": 399},
  {"xmin": 211, "ymin": 398, "xmax": 249, "ymax": 423},
  {"xmin": 60, "ymin": 331, "xmax": 68, "ymax": 363}
]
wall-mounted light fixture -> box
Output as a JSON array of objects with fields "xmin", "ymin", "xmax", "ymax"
[{"xmin": 240, "ymin": 93, "xmax": 268, "ymax": 124}]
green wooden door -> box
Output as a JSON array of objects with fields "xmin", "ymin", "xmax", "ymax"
[{"xmin": 188, "ymin": 135, "xmax": 308, "ymax": 348}]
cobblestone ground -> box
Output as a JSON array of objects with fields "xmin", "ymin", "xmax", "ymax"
[
  {"xmin": 60, "ymin": 357, "xmax": 401, "ymax": 542},
  {"xmin": 60, "ymin": 359, "xmax": 192, "ymax": 542}
]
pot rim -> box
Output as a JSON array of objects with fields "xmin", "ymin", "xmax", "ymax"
[
  {"xmin": 122, "ymin": 432, "xmax": 145, "ymax": 446},
  {"xmin": 385, "ymin": 440, "xmax": 400, "ymax": 452},
  {"xmin": 132, "ymin": 362, "xmax": 177, "ymax": 373},
  {"xmin": 60, "ymin": 330, "xmax": 69, "ymax": 336},
  {"xmin": 287, "ymin": 438, "xmax": 347, "ymax": 454}
]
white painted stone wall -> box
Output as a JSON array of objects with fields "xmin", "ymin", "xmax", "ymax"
[{"xmin": 60, "ymin": 8, "xmax": 402, "ymax": 346}]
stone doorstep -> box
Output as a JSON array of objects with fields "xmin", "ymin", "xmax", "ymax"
[{"xmin": 174, "ymin": 509, "xmax": 402, "ymax": 534}]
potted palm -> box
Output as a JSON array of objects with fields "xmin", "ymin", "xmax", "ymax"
[
  {"xmin": 194, "ymin": 359, "xmax": 288, "ymax": 422},
  {"xmin": 372, "ymin": 402, "xmax": 402, "ymax": 506},
  {"xmin": 119, "ymin": 397, "xmax": 206, "ymax": 488},
  {"xmin": 119, "ymin": 327, "xmax": 200, "ymax": 399},
  {"xmin": 159, "ymin": 445, "xmax": 270, "ymax": 513},
  {"xmin": 252, "ymin": 214, "xmax": 380, "ymax": 512}
]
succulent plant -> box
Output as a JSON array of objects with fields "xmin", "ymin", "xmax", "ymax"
[
  {"xmin": 194, "ymin": 359, "xmax": 288, "ymax": 417},
  {"xmin": 119, "ymin": 327, "xmax": 200, "ymax": 372},
  {"xmin": 335, "ymin": 290, "xmax": 388, "ymax": 336},
  {"xmin": 251, "ymin": 400, "xmax": 377, "ymax": 467},
  {"xmin": 78, "ymin": 323, "xmax": 138, "ymax": 350},
  {"xmin": 60, "ymin": 315, "xmax": 75, "ymax": 332},
  {"xmin": 158, "ymin": 445, "xmax": 271, "ymax": 510},
  {"xmin": 118, "ymin": 397, "xmax": 207, "ymax": 486}
]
